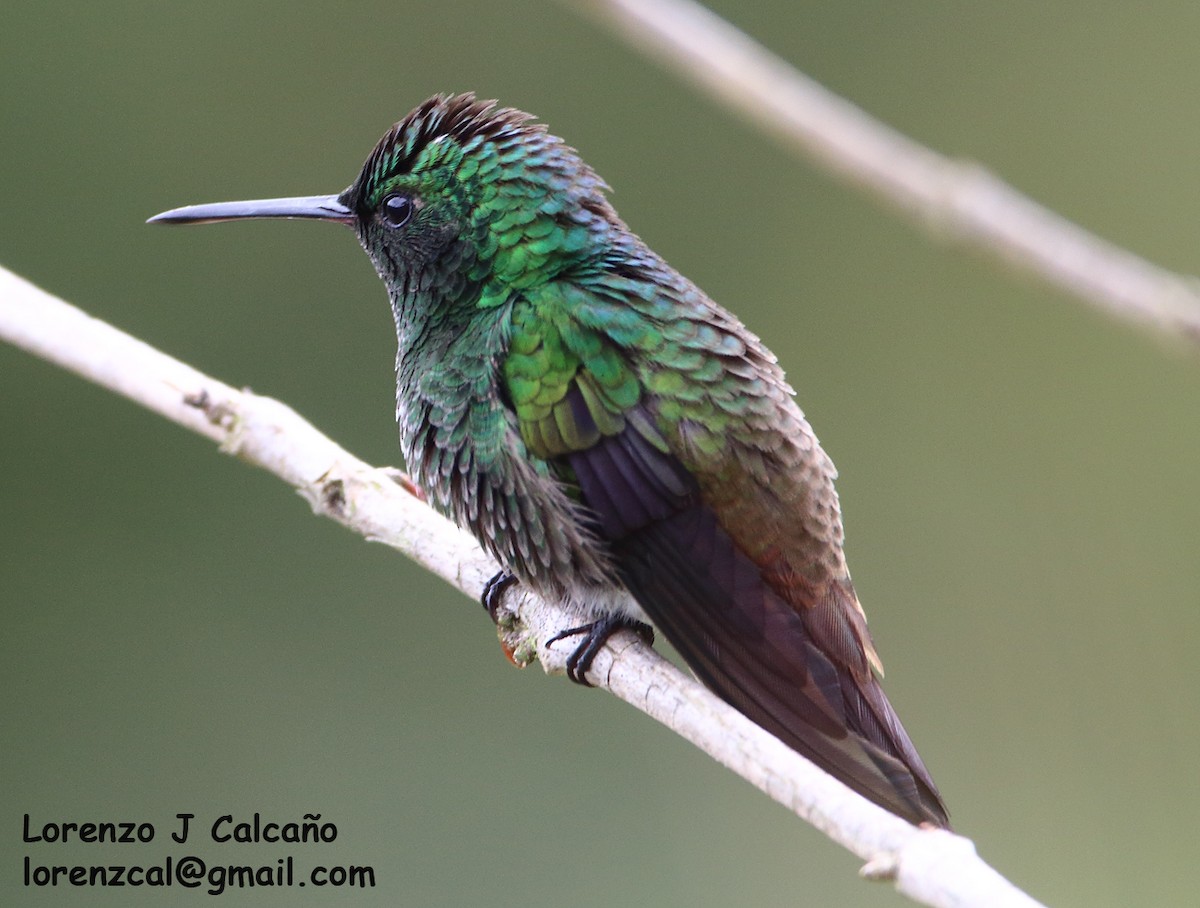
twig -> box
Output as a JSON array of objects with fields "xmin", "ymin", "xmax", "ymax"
[
  {"xmin": 562, "ymin": 0, "xmax": 1200, "ymax": 347},
  {"xmin": 0, "ymin": 265, "xmax": 1045, "ymax": 906}
]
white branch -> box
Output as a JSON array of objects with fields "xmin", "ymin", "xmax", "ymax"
[
  {"xmin": 563, "ymin": 0, "xmax": 1200, "ymax": 349},
  {"xmin": 0, "ymin": 264, "xmax": 1046, "ymax": 907}
]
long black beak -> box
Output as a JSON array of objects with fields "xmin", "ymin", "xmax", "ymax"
[{"xmin": 147, "ymin": 194, "xmax": 354, "ymax": 226}]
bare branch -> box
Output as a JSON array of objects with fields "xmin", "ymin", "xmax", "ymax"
[
  {"xmin": 562, "ymin": 0, "xmax": 1200, "ymax": 348},
  {"xmin": 0, "ymin": 264, "xmax": 1046, "ymax": 906}
]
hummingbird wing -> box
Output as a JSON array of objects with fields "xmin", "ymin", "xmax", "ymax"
[{"xmin": 505, "ymin": 279, "xmax": 948, "ymax": 828}]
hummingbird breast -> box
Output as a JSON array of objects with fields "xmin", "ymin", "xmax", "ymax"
[{"xmin": 390, "ymin": 288, "xmax": 623, "ymax": 605}]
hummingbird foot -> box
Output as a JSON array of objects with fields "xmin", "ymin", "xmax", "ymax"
[
  {"xmin": 545, "ymin": 615, "xmax": 655, "ymax": 687},
  {"xmin": 481, "ymin": 570, "xmax": 519, "ymax": 624},
  {"xmin": 381, "ymin": 467, "xmax": 427, "ymax": 502},
  {"xmin": 481, "ymin": 570, "xmax": 536, "ymax": 668}
]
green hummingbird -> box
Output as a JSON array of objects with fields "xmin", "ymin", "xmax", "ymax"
[{"xmin": 150, "ymin": 93, "xmax": 948, "ymax": 828}]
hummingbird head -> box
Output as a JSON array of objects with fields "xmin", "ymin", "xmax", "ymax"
[
  {"xmin": 150, "ymin": 94, "xmax": 622, "ymax": 305},
  {"xmin": 343, "ymin": 94, "xmax": 620, "ymax": 298}
]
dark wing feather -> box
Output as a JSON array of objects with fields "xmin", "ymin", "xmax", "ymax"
[{"xmin": 567, "ymin": 412, "xmax": 949, "ymax": 827}]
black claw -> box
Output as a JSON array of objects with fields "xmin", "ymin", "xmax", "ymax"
[
  {"xmin": 545, "ymin": 615, "xmax": 655, "ymax": 687},
  {"xmin": 481, "ymin": 570, "xmax": 518, "ymax": 624}
]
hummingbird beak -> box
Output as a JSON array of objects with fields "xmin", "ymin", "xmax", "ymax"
[{"xmin": 147, "ymin": 194, "xmax": 354, "ymax": 226}]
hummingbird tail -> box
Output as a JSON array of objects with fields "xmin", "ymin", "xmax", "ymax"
[
  {"xmin": 567, "ymin": 422, "xmax": 948, "ymax": 826},
  {"xmin": 618, "ymin": 505, "xmax": 949, "ymax": 827}
]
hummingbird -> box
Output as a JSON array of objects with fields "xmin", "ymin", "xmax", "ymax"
[{"xmin": 150, "ymin": 93, "xmax": 948, "ymax": 827}]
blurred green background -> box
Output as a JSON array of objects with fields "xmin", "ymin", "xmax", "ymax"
[{"xmin": 4, "ymin": 1, "xmax": 1199, "ymax": 905}]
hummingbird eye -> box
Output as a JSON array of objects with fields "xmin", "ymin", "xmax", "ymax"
[{"xmin": 380, "ymin": 194, "xmax": 413, "ymax": 228}]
